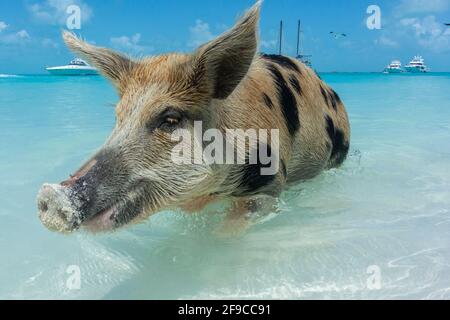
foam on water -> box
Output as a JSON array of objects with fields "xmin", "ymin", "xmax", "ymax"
[
  {"xmin": 0, "ymin": 74, "xmax": 21, "ymax": 78},
  {"xmin": 0, "ymin": 74, "xmax": 450, "ymax": 299}
]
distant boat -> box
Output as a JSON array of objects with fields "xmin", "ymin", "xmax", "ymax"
[
  {"xmin": 383, "ymin": 60, "xmax": 404, "ymax": 74},
  {"xmin": 404, "ymin": 56, "xmax": 429, "ymax": 73},
  {"xmin": 46, "ymin": 58, "xmax": 98, "ymax": 76}
]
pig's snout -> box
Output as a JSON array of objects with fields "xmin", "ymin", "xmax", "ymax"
[{"xmin": 37, "ymin": 184, "xmax": 79, "ymax": 233}]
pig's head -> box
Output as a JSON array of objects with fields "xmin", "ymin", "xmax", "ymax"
[{"xmin": 37, "ymin": 3, "xmax": 260, "ymax": 233}]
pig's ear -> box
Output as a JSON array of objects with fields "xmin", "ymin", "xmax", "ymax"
[
  {"xmin": 62, "ymin": 31, "xmax": 134, "ymax": 88},
  {"xmin": 192, "ymin": 1, "xmax": 261, "ymax": 100}
]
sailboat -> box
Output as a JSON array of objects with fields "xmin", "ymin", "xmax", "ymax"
[
  {"xmin": 276, "ymin": 19, "xmax": 312, "ymax": 68},
  {"xmin": 296, "ymin": 20, "xmax": 313, "ymax": 68}
]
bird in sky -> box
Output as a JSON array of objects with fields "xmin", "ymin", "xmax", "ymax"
[
  {"xmin": 330, "ymin": 31, "xmax": 347, "ymax": 39},
  {"xmin": 445, "ymin": 23, "xmax": 450, "ymax": 26}
]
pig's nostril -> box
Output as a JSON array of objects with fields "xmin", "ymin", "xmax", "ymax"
[
  {"xmin": 56, "ymin": 208, "xmax": 70, "ymax": 222},
  {"xmin": 38, "ymin": 200, "xmax": 49, "ymax": 213}
]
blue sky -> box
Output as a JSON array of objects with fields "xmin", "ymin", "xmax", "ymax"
[{"xmin": 0, "ymin": 0, "xmax": 449, "ymax": 74}]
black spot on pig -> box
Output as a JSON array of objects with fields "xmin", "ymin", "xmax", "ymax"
[
  {"xmin": 289, "ymin": 75, "xmax": 302, "ymax": 96},
  {"xmin": 266, "ymin": 64, "xmax": 300, "ymax": 136},
  {"xmin": 325, "ymin": 115, "xmax": 349, "ymax": 167},
  {"xmin": 261, "ymin": 54, "xmax": 301, "ymax": 73},
  {"xmin": 232, "ymin": 144, "xmax": 276, "ymax": 196},
  {"xmin": 263, "ymin": 93, "xmax": 274, "ymax": 109}
]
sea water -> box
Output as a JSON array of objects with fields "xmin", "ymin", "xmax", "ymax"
[{"xmin": 1, "ymin": 73, "xmax": 450, "ymax": 299}]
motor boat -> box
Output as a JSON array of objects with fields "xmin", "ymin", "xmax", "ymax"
[
  {"xmin": 383, "ymin": 60, "xmax": 404, "ymax": 74},
  {"xmin": 46, "ymin": 58, "xmax": 98, "ymax": 76},
  {"xmin": 404, "ymin": 56, "xmax": 429, "ymax": 73}
]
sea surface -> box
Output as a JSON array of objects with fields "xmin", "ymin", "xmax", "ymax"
[{"xmin": 1, "ymin": 73, "xmax": 450, "ymax": 299}]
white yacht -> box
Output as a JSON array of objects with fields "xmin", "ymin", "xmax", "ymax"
[
  {"xmin": 46, "ymin": 58, "xmax": 98, "ymax": 76},
  {"xmin": 404, "ymin": 56, "xmax": 429, "ymax": 73},
  {"xmin": 384, "ymin": 60, "xmax": 404, "ymax": 74}
]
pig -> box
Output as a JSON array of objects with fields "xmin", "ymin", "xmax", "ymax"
[{"xmin": 37, "ymin": 1, "xmax": 350, "ymax": 234}]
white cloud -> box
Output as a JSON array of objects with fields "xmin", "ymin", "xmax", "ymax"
[
  {"xmin": 42, "ymin": 38, "xmax": 59, "ymax": 48},
  {"xmin": 261, "ymin": 39, "xmax": 277, "ymax": 50},
  {"xmin": 375, "ymin": 35, "xmax": 399, "ymax": 47},
  {"xmin": 0, "ymin": 29, "xmax": 30, "ymax": 44},
  {"xmin": 394, "ymin": 0, "xmax": 450, "ymax": 17},
  {"xmin": 110, "ymin": 33, "xmax": 152, "ymax": 54},
  {"xmin": 28, "ymin": 0, "xmax": 93, "ymax": 26},
  {"xmin": 0, "ymin": 21, "xmax": 30, "ymax": 45},
  {"xmin": 400, "ymin": 15, "xmax": 450, "ymax": 52},
  {"xmin": 188, "ymin": 19, "xmax": 215, "ymax": 47},
  {"xmin": 16, "ymin": 30, "xmax": 30, "ymax": 39},
  {"xmin": 0, "ymin": 21, "xmax": 8, "ymax": 32}
]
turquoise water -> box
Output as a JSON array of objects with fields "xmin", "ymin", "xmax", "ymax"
[{"xmin": 1, "ymin": 73, "xmax": 450, "ymax": 299}]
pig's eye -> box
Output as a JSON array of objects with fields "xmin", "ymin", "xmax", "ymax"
[
  {"xmin": 158, "ymin": 109, "xmax": 183, "ymax": 131},
  {"xmin": 164, "ymin": 116, "xmax": 180, "ymax": 126}
]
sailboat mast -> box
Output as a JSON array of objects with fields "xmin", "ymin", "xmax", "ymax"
[
  {"xmin": 279, "ymin": 20, "xmax": 283, "ymax": 55},
  {"xmin": 297, "ymin": 20, "xmax": 301, "ymax": 57}
]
